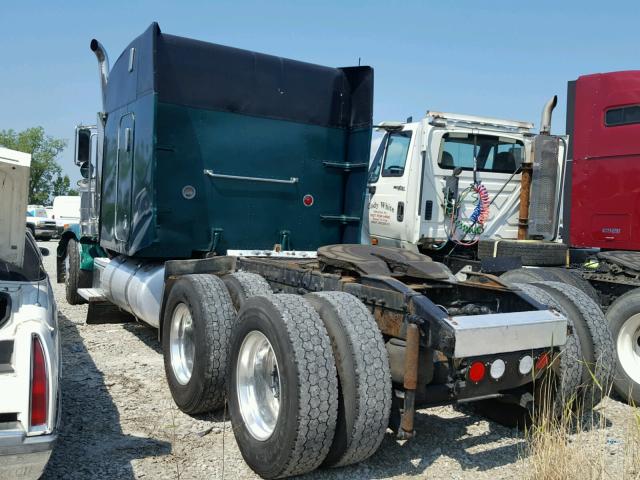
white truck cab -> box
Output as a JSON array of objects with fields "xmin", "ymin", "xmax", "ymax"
[{"xmin": 367, "ymin": 108, "xmax": 566, "ymax": 255}]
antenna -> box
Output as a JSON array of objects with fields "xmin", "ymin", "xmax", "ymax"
[{"xmin": 358, "ymin": 57, "xmax": 361, "ymax": 66}]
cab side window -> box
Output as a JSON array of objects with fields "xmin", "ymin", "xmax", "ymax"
[
  {"xmin": 605, "ymin": 105, "xmax": 640, "ymax": 127},
  {"xmin": 381, "ymin": 132, "xmax": 412, "ymax": 177},
  {"xmin": 367, "ymin": 134, "xmax": 387, "ymax": 184}
]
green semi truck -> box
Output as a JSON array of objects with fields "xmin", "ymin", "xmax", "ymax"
[{"xmin": 56, "ymin": 23, "xmax": 600, "ymax": 479}]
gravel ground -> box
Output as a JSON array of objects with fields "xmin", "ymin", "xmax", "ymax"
[{"xmin": 37, "ymin": 240, "xmax": 636, "ymax": 479}]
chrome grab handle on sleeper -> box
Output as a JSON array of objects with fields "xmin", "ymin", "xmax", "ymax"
[{"xmin": 203, "ymin": 169, "xmax": 298, "ymax": 184}]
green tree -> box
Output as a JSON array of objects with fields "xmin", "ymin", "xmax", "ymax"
[
  {"xmin": 0, "ymin": 127, "xmax": 68, "ymax": 204},
  {"xmin": 52, "ymin": 174, "xmax": 78, "ymax": 197}
]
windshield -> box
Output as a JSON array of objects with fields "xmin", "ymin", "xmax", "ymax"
[{"xmin": 439, "ymin": 133, "xmax": 524, "ymax": 173}]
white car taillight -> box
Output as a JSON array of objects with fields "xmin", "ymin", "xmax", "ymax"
[{"xmin": 30, "ymin": 335, "xmax": 48, "ymax": 429}]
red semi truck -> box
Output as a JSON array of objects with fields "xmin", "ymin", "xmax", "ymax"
[
  {"xmin": 483, "ymin": 70, "xmax": 640, "ymax": 404},
  {"xmin": 567, "ymin": 71, "xmax": 640, "ymax": 251},
  {"xmin": 563, "ymin": 70, "xmax": 640, "ymax": 404}
]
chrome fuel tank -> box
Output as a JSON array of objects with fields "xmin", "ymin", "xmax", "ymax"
[{"xmin": 94, "ymin": 257, "xmax": 164, "ymax": 328}]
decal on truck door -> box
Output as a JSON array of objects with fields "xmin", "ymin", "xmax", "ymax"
[{"xmin": 369, "ymin": 200, "xmax": 396, "ymax": 225}]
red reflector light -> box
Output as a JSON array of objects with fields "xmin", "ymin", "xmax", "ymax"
[
  {"xmin": 30, "ymin": 336, "xmax": 48, "ymax": 428},
  {"xmin": 302, "ymin": 194, "xmax": 314, "ymax": 207},
  {"xmin": 535, "ymin": 352, "xmax": 550, "ymax": 371},
  {"xmin": 468, "ymin": 361, "xmax": 486, "ymax": 383}
]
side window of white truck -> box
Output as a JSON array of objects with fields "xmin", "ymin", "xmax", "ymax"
[
  {"xmin": 367, "ymin": 131, "xmax": 413, "ymax": 184},
  {"xmin": 381, "ymin": 132, "xmax": 412, "ymax": 177},
  {"xmin": 368, "ymin": 134, "xmax": 387, "ymax": 184},
  {"xmin": 438, "ymin": 133, "xmax": 524, "ymax": 174}
]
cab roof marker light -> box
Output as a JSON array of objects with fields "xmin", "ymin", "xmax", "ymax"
[{"xmin": 374, "ymin": 121, "xmax": 405, "ymax": 132}]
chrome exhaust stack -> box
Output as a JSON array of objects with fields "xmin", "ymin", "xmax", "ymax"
[
  {"xmin": 540, "ymin": 95, "xmax": 557, "ymax": 135},
  {"xmin": 90, "ymin": 39, "xmax": 109, "ymax": 112}
]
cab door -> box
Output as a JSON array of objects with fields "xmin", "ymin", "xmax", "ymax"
[
  {"xmin": 367, "ymin": 129, "xmax": 414, "ymax": 244},
  {"xmin": 115, "ymin": 113, "xmax": 134, "ymax": 243}
]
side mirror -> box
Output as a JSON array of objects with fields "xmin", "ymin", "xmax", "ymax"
[
  {"xmin": 74, "ymin": 126, "xmax": 92, "ymax": 166},
  {"xmin": 39, "ymin": 247, "xmax": 50, "ymax": 257},
  {"xmin": 80, "ymin": 160, "xmax": 94, "ymax": 179}
]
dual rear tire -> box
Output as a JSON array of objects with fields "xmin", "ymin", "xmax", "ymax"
[
  {"xmin": 505, "ymin": 279, "xmax": 614, "ymax": 410},
  {"xmin": 162, "ymin": 273, "xmax": 392, "ymax": 478},
  {"xmin": 229, "ymin": 292, "xmax": 392, "ymax": 478},
  {"xmin": 515, "ymin": 282, "xmax": 614, "ymax": 410}
]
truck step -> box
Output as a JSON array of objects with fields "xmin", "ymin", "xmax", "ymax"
[
  {"xmin": 78, "ymin": 288, "xmax": 135, "ymax": 324},
  {"xmin": 77, "ymin": 288, "xmax": 107, "ymax": 303},
  {"xmin": 86, "ymin": 302, "xmax": 135, "ymax": 325}
]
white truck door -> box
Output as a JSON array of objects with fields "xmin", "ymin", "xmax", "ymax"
[{"xmin": 368, "ymin": 129, "xmax": 414, "ymax": 245}]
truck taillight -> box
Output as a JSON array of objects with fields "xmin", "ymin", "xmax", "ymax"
[
  {"xmin": 468, "ymin": 361, "xmax": 486, "ymax": 383},
  {"xmin": 30, "ymin": 335, "xmax": 48, "ymax": 428},
  {"xmin": 535, "ymin": 352, "xmax": 550, "ymax": 371}
]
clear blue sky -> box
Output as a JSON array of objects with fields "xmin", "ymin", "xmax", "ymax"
[{"xmin": 1, "ymin": 1, "xmax": 638, "ymax": 183}]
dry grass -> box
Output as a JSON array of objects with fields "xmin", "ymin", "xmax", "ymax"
[
  {"xmin": 624, "ymin": 404, "xmax": 640, "ymax": 479},
  {"xmin": 522, "ymin": 372, "xmax": 640, "ymax": 480}
]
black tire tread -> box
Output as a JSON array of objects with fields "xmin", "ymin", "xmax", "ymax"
[
  {"xmin": 546, "ymin": 268, "xmax": 600, "ymax": 304},
  {"xmin": 65, "ymin": 238, "xmax": 90, "ymax": 305},
  {"xmin": 223, "ymin": 271, "xmax": 272, "ymax": 310},
  {"xmin": 232, "ymin": 271, "xmax": 272, "ymax": 296},
  {"xmin": 532, "ymin": 281, "xmax": 615, "ymax": 405},
  {"xmin": 305, "ymin": 291, "xmax": 391, "ymax": 467},
  {"xmin": 269, "ymin": 294, "xmax": 339, "ymax": 478},
  {"xmin": 501, "ymin": 268, "xmax": 562, "ymax": 285},
  {"xmin": 514, "ymin": 283, "xmax": 583, "ymax": 407},
  {"xmin": 167, "ymin": 274, "xmax": 235, "ymax": 413},
  {"xmin": 478, "ymin": 240, "xmax": 567, "ymax": 266}
]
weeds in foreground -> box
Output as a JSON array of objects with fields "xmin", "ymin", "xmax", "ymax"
[{"xmin": 522, "ymin": 365, "xmax": 640, "ymax": 480}]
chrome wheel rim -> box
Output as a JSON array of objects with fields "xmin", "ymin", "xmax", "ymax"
[
  {"xmin": 617, "ymin": 313, "xmax": 640, "ymax": 385},
  {"xmin": 236, "ymin": 330, "xmax": 281, "ymax": 441},
  {"xmin": 170, "ymin": 303, "xmax": 195, "ymax": 385}
]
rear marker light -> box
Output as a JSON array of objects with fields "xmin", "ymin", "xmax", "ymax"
[
  {"xmin": 519, "ymin": 355, "xmax": 533, "ymax": 375},
  {"xmin": 30, "ymin": 335, "xmax": 48, "ymax": 428},
  {"xmin": 489, "ymin": 359, "xmax": 506, "ymax": 380},
  {"xmin": 371, "ymin": 237, "xmax": 378, "ymax": 246},
  {"xmin": 535, "ymin": 352, "xmax": 550, "ymax": 371},
  {"xmin": 302, "ymin": 194, "xmax": 314, "ymax": 207},
  {"xmin": 468, "ymin": 361, "xmax": 486, "ymax": 383}
]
